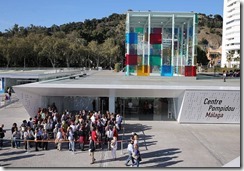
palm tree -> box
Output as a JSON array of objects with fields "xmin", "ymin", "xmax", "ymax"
[{"xmin": 226, "ymin": 51, "xmax": 234, "ymax": 68}]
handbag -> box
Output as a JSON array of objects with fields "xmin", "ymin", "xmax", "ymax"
[{"xmin": 132, "ymin": 153, "xmax": 139, "ymax": 159}]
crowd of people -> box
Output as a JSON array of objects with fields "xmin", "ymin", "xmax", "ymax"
[{"xmin": 1, "ymin": 102, "xmax": 142, "ymax": 167}]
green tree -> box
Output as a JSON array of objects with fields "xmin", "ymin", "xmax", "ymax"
[
  {"xmin": 101, "ymin": 38, "xmax": 119, "ymax": 69},
  {"xmin": 28, "ymin": 33, "xmax": 46, "ymax": 67},
  {"xmin": 39, "ymin": 36, "xmax": 58, "ymax": 68},
  {"xmin": 0, "ymin": 37, "xmax": 16, "ymax": 67},
  {"xmin": 15, "ymin": 37, "xmax": 33, "ymax": 69},
  {"xmin": 54, "ymin": 38, "xmax": 70, "ymax": 68},
  {"xmin": 88, "ymin": 41, "xmax": 101, "ymax": 68},
  {"xmin": 196, "ymin": 46, "xmax": 209, "ymax": 65}
]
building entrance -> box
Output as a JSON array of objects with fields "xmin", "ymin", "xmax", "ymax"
[{"xmin": 116, "ymin": 97, "xmax": 176, "ymax": 121}]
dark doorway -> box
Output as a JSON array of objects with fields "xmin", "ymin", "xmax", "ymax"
[{"xmin": 99, "ymin": 97, "xmax": 109, "ymax": 114}]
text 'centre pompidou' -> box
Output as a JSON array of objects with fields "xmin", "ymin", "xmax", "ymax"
[{"xmin": 125, "ymin": 11, "xmax": 198, "ymax": 77}]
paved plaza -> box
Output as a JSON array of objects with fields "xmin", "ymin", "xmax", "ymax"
[{"xmin": 0, "ymin": 101, "xmax": 240, "ymax": 168}]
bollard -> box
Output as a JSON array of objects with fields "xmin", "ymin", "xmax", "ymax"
[
  {"xmin": 121, "ymin": 140, "xmax": 123, "ymax": 155},
  {"xmin": 26, "ymin": 140, "xmax": 30, "ymax": 153},
  {"xmin": 11, "ymin": 138, "xmax": 13, "ymax": 148}
]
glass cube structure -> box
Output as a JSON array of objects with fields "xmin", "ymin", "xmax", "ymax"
[{"xmin": 125, "ymin": 11, "xmax": 198, "ymax": 77}]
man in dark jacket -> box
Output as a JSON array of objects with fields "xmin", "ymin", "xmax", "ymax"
[{"xmin": 0, "ymin": 124, "xmax": 6, "ymax": 149}]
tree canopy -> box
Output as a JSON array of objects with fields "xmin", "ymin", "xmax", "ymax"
[{"xmin": 0, "ymin": 12, "xmax": 222, "ymax": 69}]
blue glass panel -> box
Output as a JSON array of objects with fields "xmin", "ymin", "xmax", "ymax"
[
  {"xmin": 125, "ymin": 33, "xmax": 138, "ymax": 44},
  {"xmin": 161, "ymin": 65, "xmax": 173, "ymax": 76}
]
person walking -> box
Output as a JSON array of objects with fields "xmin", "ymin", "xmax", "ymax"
[
  {"xmin": 111, "ymin": 136, "xmax": 117, "ymax": 160},
  {"xmin": 7, "ymin": 87, "xmax": 11, "ymax": 102},
  {"xmin": 88, "ymin": 136, "xmax": 96, "ymax": 164},
  {"xmin": 125, "ymin": 140, "xmax": 135, "ymax": 166},
  {"xmin": 223, "ymin": 70, "xmax": 227, "ymax": 82},
  {"xmin": 132, "ymin": 144, "xmax": 141, "ymax": 167}
]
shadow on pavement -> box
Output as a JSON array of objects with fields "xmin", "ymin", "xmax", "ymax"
[
  {"xmin": 0, "ymin": 153, "xmax": 44, "ymax": 162},
  {"xmin": 122, "ymin": 123, "xmax": 152, "ymax": 134},
  {"xmin": 140, "ymin": 148, "xmax": 183, "ymax": 167},
  {"xmin": 0, "ymin": 150, "xmax": 27, "ymax": 156}
]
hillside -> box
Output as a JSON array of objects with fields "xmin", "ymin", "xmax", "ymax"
[
  {"xmin": 198, "ymin": 27, "xmax": 222, "ymax": 48},
  {"xmin": 197, "ymin": 13, "xmax": 222, "ymax": 49}
]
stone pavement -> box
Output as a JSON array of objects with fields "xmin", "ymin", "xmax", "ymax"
[{"xmin": 0, "ymin": 101, "xmax": 240, "ymax": 168}]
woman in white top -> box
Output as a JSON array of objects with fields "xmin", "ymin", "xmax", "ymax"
[
  {"xmin": 34, "ymin": 129, "xmax": 40, "ymax": 151},
  {"xmin": 133, "ymin": 134, "xmax": 139, "ymax": 149},
  {"xmin": 68, "ymin": 127, "xmax": 75, "ymax": 152},
  {"xmin": 23, "ymin": 128, "xmax": 29, "ymax": 151},
  {"xmin": 56, "ymin": 128, "xmax": 63, "ymax": 151},
  {"xmin": 111, "ymin": 136, "xmax": 117, "ymax": 160}
]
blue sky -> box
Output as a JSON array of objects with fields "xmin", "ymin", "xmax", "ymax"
[{"xmin": 1, "ymin": 0, "xmax": 224, "ymax": 32}]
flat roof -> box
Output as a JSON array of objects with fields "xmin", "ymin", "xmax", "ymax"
[
  {"xmin": 0, "ymin": 68, "xmax": 82, "ymax": 79},
  {"xmin": 13, "ymin": 70, "xmax": 240, "ymax": 98},
  {"xmin": 127, "ymin": 11, "xmax": 195, "ymax": 28}
]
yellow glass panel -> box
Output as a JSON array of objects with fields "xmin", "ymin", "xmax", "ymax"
[{"xmin": 137, "ymin": 65, "xmax": 150, "ymax": 76}]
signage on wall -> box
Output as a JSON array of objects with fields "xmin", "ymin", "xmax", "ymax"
[
  {"xmin": 203, "ymin": 98, "xmax": 235, "ymax": 119},
  {"xmin": 178, "ymin": 90, "xmax": 240, "ymax": 123}
]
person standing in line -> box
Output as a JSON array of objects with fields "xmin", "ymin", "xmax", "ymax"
[
  {"xmin": 27, "ymin": 127, "xmax": 34, "ymax": 148},
  {"xmin": 112, "ymin": 125, "xmax": 118, "ymax": 140},
  {"xmin": 11, "ymin": 123, "xmax": 18, "ymax": 148},
  {"xmin": 89, "ymin": 136, "xmax": 96, "ymax": 164},
  {"xmin": 91, "ymin": 126, "xmax": 97, "ymax": 148},
  {"xmin": 78, "ymin": 128, "xmax": 85, "ymax": 151},
  {"xmin": 42, "ymin": 129, "xmax": 49, "ymax": 150},
  {"xmin": 106, "ymin": 126, "xmax": 114, "ymax": 150},
  {"xmin": 116, "ymin": 114, "xmax": 123, "ymax": 131},
  {"xmin": 53, "ymin": 125, "xmax": 58, "ymax": 140},
  {"xmin": 111, "ymin": 136, "xmax": 117, "ymax": 160},
  {"xmin": 56, "ymin": 128, "xmax": 63, "ymax": 151},
  {"xmin": 23, "ymin": 127, "xmax": 30, "ymax": 152},
  {"xmin": 34, "ymin": 129, "xmax": 41, "ymax": 151},
  {"xmin": 223, "ymin": 70, "xmax": 227, "ymax": 82},
  {"xmin": 20, "ymin": 120, "xmax": 27, "ymax": 140},
  {"xmin": 125, "ymin": 140, "xmax": 135, "ymax": 166},
  {"xmin": 68, "ymin": 127, "xmax": 75, "ymax": 152},
  {"xmin": 0, "ymin": 124, "xmax": 6, "ymax": 150},
  {"xmin": 13, "ymin": 127, "xmax": 21, "ymax": 148}
]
